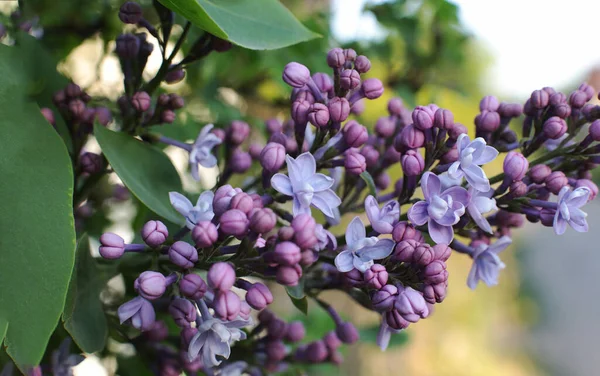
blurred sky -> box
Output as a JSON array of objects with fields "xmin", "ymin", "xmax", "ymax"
[{"xmin": 332, "ymin": 0, "xmax": 600, "ymax": 97}]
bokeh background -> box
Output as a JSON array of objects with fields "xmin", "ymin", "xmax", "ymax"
[{"xmin": 6, "ymin": 0, "xmax": 600, "ymax": 374}]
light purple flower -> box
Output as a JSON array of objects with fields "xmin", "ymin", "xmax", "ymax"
[
  {"xmin": 334, "ymin": 217, "xmax": 395, "ymax": 273},
  {"xmin": 376, "ymin": 319, "xmax": 402, "ymax": 351},
  {"xmin": 188, "ymin": 317, "xmax": 250, "ymax": 367},
  {"xmin": 554, "ymin": 186, "xmax": 590, "ymax": 235},
  {"xmin": 467, "ymin": 236, "xmax": 511, "ymax": 289},
  {"xmin": 365, "ymin": 195, "xmax": 400, "ymax": 234},
  {"xmin": 189, "ymin": 124, "xmax": 222, "ymax": 181},
  {"xmin": 467, "ymin": 187, "xmax": 497, "ymax": 234},
  {"xmin": 544, "ymin": 133, "xmax": 574, "ymax": 151},
  {"xmin": 170, "ymin": 191, "xmax": 215, "ymax": 229},
  {"xmin": 448, "ymin": 133, "xmax": 498, "ymax": 192},
  {"xmin": 438, "ymin": 172, "xmax": 462, "ymax": 191},
  {"xmin": 217, "ymin": 361, "xmax": 248, "ymax": 376},
  {"xmin": 314, "ymin": 224, "xmax": 337, "ymax": 251},
  {"xmin": 118, "ymin": 296, "xmax": 156, "ymax": 331},
  {"xmin": 408, "ymin": 172, "xmax": 470, "ymax": 244},
  {"xmin": 271, "ymin": 152, "xmax": 341, "ymax": 217}
]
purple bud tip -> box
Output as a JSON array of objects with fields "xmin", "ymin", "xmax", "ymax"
[
  {"xmin": 344, "ymin": 150, "xmax": 367, "ymax": 176},
  {"xmin": 503, "ymin": 151, "xmax": 529, "ymax": 182},
  {"xmin": 249, "ymin": 208, "xmax": 277, "ymax": 234},
  {"xmin": 168, "ymin": 93, "xmax": 185, "ymax": 109},
  {"xmin": 401, "ymin": 149, "xmax": 425, "ymax": 176},
  {"xmin": 179, "ymin": 273, "xmax": 207, "ymax": 300},
  {"xmin": 291, "ymin": 214, "xmax": 317, "ymax": 249},
  {"xmin": 165, "ymin": 68, "xmax": 186, "ymax": 84},
  {"xmin": 285, "ymin": 321, "xmax": 306, "ymax": 342},
  {"xmin": 282, "ymin": 62, "xmax": 311, "ymax": 88},
  {"xmin": 544, "ymin": 171, "xmax": 568, "ymax": 195},
  {"xmin": 273, "ymin": 241, "xmax": 301, "ymax": 266},
  {"xmin": 260, "ymin": 142, "xmax": 286, "ymax": 173},
  {"xmin": 227, "ymin": 120, "xmax": 250, "ymax": 145},
  {"xmin": 219, "ymin": 209, "xmax": 249, "ymax": 238},
  {"xmin": 412, "ymin": 106, "xmax": 435, "ymax": 130},
  {"xmin": 191, "ymin": 221, "xmax": 218, "ymax": 248},
  {"xmin": 361, "ymin": 78, "xmax": 384, "ymax": 100},
  {"xmin": 168, "ymin": 241, "xmax": 198, "ymax": 269},
  {"xmin": 99, "ymin": 232, "xmax": 125, "ymax": 259},
  {"xmin": 276, "ymin": 264, "xmax": 302, "ymax": 286},
  {"xmin": 327, "ymin": 48, "xmax": 346, "ymax": 68},
  {"xmin": 335, "ymin": 322, "xmax": 359, "ymax": 344},
  {"xmin": 80, "ymin": 152, "xmax": 104, "ymax": 175},
  {"xmin": 207, "ymin": 262, "xmax": 236, "ymax": 291},
  {"xmin": 531, "ymin": 89, "xmax": 550, "ymax": 109},
  {"xmin": 364, "ymin": 264, "xmax": 388, "ymax": 290},
  {"xmin": 119, "ymin": 2, "xmax": 143, "ymax": 24},
  {"xmin": 141, "ymin": 220, "xmax": 168, "ymax": 248},
  {"xmin": 168, "ymin": 298, "xmax": 197, "ymax": 328},
  {"xmin": 589, "ymin": 120, "xmax": 600, "ymax": 141},
  {"xmin": 354, "ymin": 55, "xmax": 371, "ymax": 73},
  {"xmin": 387, "ymin": 97, "xmax": 404, "ymax": 116},
  {"xmin": 343, "ymin": 120, "xmax": 368, "ymax": 148},
  {"xmin": 395, "ymin": 124, "xmax": 425, "ymax": 151},
  {"xmin": 266, "ymin": 340, "xmax": 287, "ymax": 362},
  {"xmin": 213, "ymin": 290, "xmax": 241, "ymax": 321},
  {"xmin": 305, "ymin": 341, "xmax": 328, "ymax": 363},
  {"xmin": 475, "ymin": 110, "xmax": 501, "ymax": 132},
  {"xmin": 134, "ymin": 271, "xmax": 167, "ymax": 300},
  {"xmin": 543, "ymin": 116, "xmax": 567, "ymax": 139},
  {"xmin": 529, "ymin": 164, "xmax": 552, "ymax": 184},
  {"xmin": 230, "ymin": 150, "xmax": 252, "ymax": 174},
  {"xmin": 375, "ymin": 116, "xmax": 396, "ymax": 138},
  {"xmin": 308, "ymin": 103, "xmax": 330, "ymax": 128},
  {"xmin": 340, "ymin": 69, "xmax": 361, "ymax": 90},
  {"xmin": 245, "ymin": 283, "xmax": 273, "ymax": 310},
  {"xmin": 131, "ymin": 91, "xmax": 151, "ymax": 112},
  {"xmin": 328, "ymin": 97, "xmax": 350, "ymax": 123},
  {"xmin": 479, "ymin": 95, "xmax": 500, "ymax": 112}
]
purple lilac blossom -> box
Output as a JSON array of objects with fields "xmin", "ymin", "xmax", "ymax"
[
  {"xmin": 554, "ymin": 186, "xmax": 591, "ymax": 235},
  {"xmin": 408, "ymin": 172, "xmax": 470, "ymax": 244},
  {"xmin": 170, "ymin": 191, "xmax": 215, "ymax": 230},
  {"xmin": 467, "ymin": 187, "xmax": 497, "ymax": 234},
  {"xmin": 189, "ymin": 124, "xmax": 222, "ymax": 181},
  {"xmin": 467, "ymin": 236, "xmax": 511, "ymax": 289},
  {"xmin": 188, "ymin": 316, "xmax": 251, "ymax": 367},
  {"xmin": 448, "ymin": 133, "xmax": 498, "ymax": 192},
  {"xmin": 365, "ymin": 195, "xmax": 400, "ymax": 234}
]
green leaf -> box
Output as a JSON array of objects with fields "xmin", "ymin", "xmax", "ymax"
[
  {"xmin": 158, "ymin": 0, "xmax": 320, "ymax": 50},
  {"xmin": 94, "ymin": 124, "xmax": 184, "ymax": 225},
  {"xmin": 359, "ymin": 324, "xmax": 409, "ymax": 349},
  {"xmin": 0, "ymin": 44, "xmax": 76, "ymax": 370},
  {"xmin": 360, "ymin": 171, "xmax": 377, "ymax": 198},
  {"xmin": 62, "ymin": 235, "xmax": 108, "ymax": 353},
  {"xmin": 285, "ymin": 279, "xmax": 308, "ymax": 315}
]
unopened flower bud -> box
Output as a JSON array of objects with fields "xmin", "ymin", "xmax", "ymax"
[
  {"xmin": 576, "ymin": 179, "xmax": 598, "ymax": 201},
  {"xmin": 392, "ymin": 239, "xmax": 419, "ymax": 262},
  {"xmin": 372, "ymin": 284, "xmax": 398, "ymax": 312},
  {"xmin": 245, "ymin": 283, "xmax": 273, "ymax": 310},
  {"xmin": 448, "ymin": 122, "xmax": 468, "ymax": 140},
  {"xmin": 99, "ymin": 233, "xmax": 125, "ymax": 259},
  {"xmin": 545, "ymin": 171, "xmax": 568, "ymax": 194},
  {"xmin": 509, "ymin": 181, "xmax": 528, "ymax": 198},
  {"xmin": 327, "ymin": 48, "xmax": 345, "ymax": 68},
  {"xmin": 394, "ymin": 285, "xmax": 429, "ymax": 322},
  {"xmin": 328, "ymin": 97, "xmax": 350, "ymax": 122},
  {"xmin": 498, "ymin": 102, "xmax": 523, "ymax": 118},
  {"xmin": 179, "ymin": 274, "xmax": 207, "ymax": 300},
  {"xmin": 266, "ymin": 340, "xmax": 287, "ymax": 362},
  {"xmin": 340, "ymin": 69, "xmax": 361, "ymax": 90},
  {"xmin": 119, "ymin": 2, "xmax": 143, "ymax": 24},
  {"xmin": 336, "ymin": 322, "xmax": 359, "ymax": 344},
  {"xmin": 361, "ymin": 78, "xmax": 384, "ymax": 99},
  {"xmin": 168, "ymin": 93, "xmax": 185, "ymax": 109},
  {"xmin": 192, "ymin": 221, "xmax": 218, "ymax": 248},
  {"xmin": 219, "ymin": 209, "xmax": 249, "ymax": 238},
  {"xmin": 432, "ymin": 243, "xmax": 451, "ymax": 262},
  {"xmin": 80, "ymin": 152, "xmax": 103, "ymax": 174},
  {"xmin": 276, "ymin": 264, "xmax": 302, "ymax": 286},
  {"xmin": 145, "ymin": 320, "xmax": 169, "ymax": 342},
  {"xmin": 292, "ymin": 214, "xmax": 317, "ymax": 249},
  {"xmin": 165, "ymin": 68, "xmax": 186, "ymax": 84},
  {"xmin": 401, "ymin": 149, "xmax": 424, "ymax": 176},
  {"xmin": 503, "ymin": 151, "xmax": 528, "ymax": 182},
  {"xmin": 291, "ymin": 99, "xmax": 311, "ymax": 125},
  {"xmin": 479, "ymin": 95, "xmax": 499, "ymax": 112},
  {"xmin": 343, "ymin": 120, "xmax": 368, "ymax": 148},
  {"xmin": 475, "ymin": 110, "xmax": 501, "ymax": 132},
  {"xmin": 260, "ymin": 142, "xmax": 286, "ymax": 173},
  {"xmin": 351, "ymin": 99, "xmax": 366, "ymax": 115},
  {"xmin": 230, "ymin": 150, "xmax": 252, "ymax": 174},
  {"xmin": 286, "ymin": 321, "xmax": 306, "ymax": 342},
  {"xmin": 308, "ymin": 103, "xmax": 330, "ymax": 127},
  {"xmin": 392, "ymin": 222, "xmax": 423, "ymax": 243},
  {"xmin": 273, "ymin": 241, "xmax": 301, "ymax": 266},
  {"xmin": 375, "ymin": 172, "xmax": 391, "ymax": 190},
  {"xmin": 529, "ymin": 164, "xmax": 552, "ymax": 184},
  {"xmin": 361, "ymin": 145, "xmax": 380, "ymax": 167},
  {"xmin": 116, "ymin": 34, "xmax": 140, "ymax": 59},
  {"xmin": 539, "ymin": 208, "xmax": 555, "ymax": 227},
  {"xmin": 344, "ymin": 269, "xmax": 363, "ymax": 287},
  {"xmin": 589, "ymin": 120, "xmax": 600, "ymax": 141},
  {"xmin": 423, "ymin": 282, "xmax": 447, "ymax": 304},
  {"xmin": 421, "ymin": 260, "xmax": 448, "ymax": 284},
  {"xmin": 434, "ymin": 108, "xmax": 454, "ymax": 130},
  {"xmin": 413, "ymin": 243, "xmax": 434, "ymax": 266},
  {"xmin": 395, "ymin": 124, "xmax": 425, "ymax": 151},
  {"xmin": 412, "ymin": 106, "xmax": 435, "ymax": 130},
  {"xmin": 387, "ymin": 98, "xmax": 404, "ymax": 116},
  {"xmin": 168, "ymin": 241, "xmax": 198, "ymax": 269},
  {"xmin": 169, "ymin": 298, "xmax": 196, "ymax": 328},
  {"xmin": 207, "ymin": 262, "xmax": 236, "ymax": 291},
  {"xmin": 496, "ymin": 210, "xmax": 524, "ymax": 228},
  {"xmin": 68, "ymin": 99, "xmax": 85, "ymax": 118},
  {"xmin": 131, "ymin": 92, "xmax": 151, "ymax": 112},
  {"xmin": 278, "ymin": 226, "xmax": 295, "ymax": 241},
  {"xmin": 305, "ymin": 341, "xmax": 328, "ymax": 363},
  {"xmin": 141, "ymin": 220, "xmax": 168, "ymax": 247},
  {"xmin": 364, "ymin": 264, "xmax": 388, "ymax": 290},
  {"xmin": 375, "ymin": 116, "xmax": 396, "ymax": 138},
  {"xmin": 227, "ymin": 120, "xmax": 250, "ymax": 145},
  {"xmin": 250, "ymin": 208, "xmax": 277, "ymax": 234},
  {"xmin": 543, "ymin": 117, "xmax": 567, "ymax": 139},
  {"xmin": 345, "ymin": 150, "xmax": 366, "ymax": 175},
  {"xmin": 213, "ymin": 290, "xmax": 241, "ymax": 321},
  {"xmin": 354, "ymin": 55, "xmax": 371, "ymax": 73},
  {"xmin": 312, "ymin": 73, "xmax": 333, "ymax": 93},
  {"xmin": 552, "ymin": 103, "xmax": 571, "ymax": 119},
  {"xmin": 385, "ymin": 310, "xmax": 410, "ymax": 330},
  {"xmin": 95, "ymin": 107, "xmax": 113, "ymax": 126},
  {"xmin": 531, "ymin": 89, "xmax": 550, "ymax": 109},
  {"xmin": 569, "ymin": 90, "xmax": 587, "ymax": 108},
  {"xmin": 283, "ymin": 62, "xmax": 311, "ymax": 88},
  {"xmin": 119, "ymin": 296, "xmax": 156, "ymax": 331},
  {"xmin": 134, "ymin": 271, "xmax": 167, "ymax": 300}
]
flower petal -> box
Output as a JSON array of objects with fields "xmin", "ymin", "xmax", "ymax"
[
  {"xmin": 456, "ymin": 133, "xmax": 470, "ymax": 154},
  {"xmin": 169, "ymin": 192, "xmax": 193, "ymax": 217},
  {"xmin": 466, "ymin": 262, "xmax": 479, "ymax": 290},
  {"xmin": 199, "ymin": 153, "xmax": 218, "ymax": 168},
  {"xmin": 345, "ymin": 216, "xmax": 366, "ymax": 248},
  {"xmin": 292, "ymin": 196, "xmax": 311, "ymax": 217},
  {"xmin": 312, "ymin": 194, "xmax": 334, "ymax": 217},
  {"xmin": 488, "ymin": 236, "xmax": 512, "ymax": 254},
  {"xmin": 271, "ymin": 174, "xmax": 293, "ymax": 196},
  {"xmin": 358, "ymin": 239, "xmax": 395, "ymax": 260},
  {"xmin": 428, "ymin": 220, "xmax": 454, "ymax": 244},
  {"xmin": 314, "ymin": 189, "xmax": 341, "ymax": 210},
  {"xmin": 473, "ymin": 145, "xmax": 499, "ymax": 165},
  {"xmin": 377, "ymin": 321, "xmax": 392, "ymax": 351},
  {"xmin": 408, "ymin": 201, "xmax": 429, "ymax": 226},
  {"xmin": 463, "ymin": 164, "xmax": 490, "ymax": 192},
  {"xmin": 442, "ymin": 186, "xmax": 470, "ymax": 207},
  {"xmin": 421, "ymin": 172, "xmax": 441, "ymax": 200},
  {"xmin": 553, "ymin": 213, "xmax": 567, "ymax": 235},
  {"xmin": 295, "ymin": 152, "xmax": 317, "ymax": 179},
  {"xmin": 566, "ymin": 187, "xmax": 590, "ymax": 208},
  {"xmin": 353, "ymin": 256, "xmax": 373, "ymax": 273},
  {"xmin": 334, "ymin": 250, "xmax": 355, "ymax": 272},
  {"xmin": 197, "ymin": 190, "xmax": 214, "ymax": 207},
  {"xmin": 308, "ymin": 173, "xmax": 334, "ymax": 191},
  {"xmin": 117, "ymin": 297, "xmax": 144, "ymax": 324},
  {"xmin": 468, "ymin": 203, "xmax": 493, "ymax": 234},
  {"xmin": 365, "ymin": 195, "xmax": 380, "ymax": 225}
]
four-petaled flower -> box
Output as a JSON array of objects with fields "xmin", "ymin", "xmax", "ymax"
[
  {"xmin": 170, "ymin": 191, "xmax": 215, "ymax": 229},
  {"xmin": 408, "ymin": 172, "xmax": 470, "ymax": 244},
  {"xmin": 365, "ymin": 195, "xmax": 400, "ymax": 234},
  {"xmin": 467, "ymin": 188, "xmax": 497, "ymax": 234},
  {"xmin": 467, "ymin": 236, "xmax": 511, "ymax": 289},
  {"xmin": 117, "ymin": 296, "xmax": 156, "ymax": 331},
  {"xmin": 334, "ymin": 216, "xmax": 395, "ymax": 273},
  {"xmin": 188, "ymin": 317, "xmax": 250, "ymax": 367},
  {"xmin": 554, "ymin": 186, "xmax": 590, "ymax": 235},
  {"xmin": 189, "ymin": 124, "xmax": 222, "ymax": 181},
  {"xmin": 448, "ymin": 133, "xmax": 498, "ymax": 192},
  {"xmin": 271, "ymin": 152, "xmax": 341, "ymax": 217}
]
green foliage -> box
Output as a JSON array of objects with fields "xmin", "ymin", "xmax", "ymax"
[
  {"xmin": 285, "ymin": 279, "xmax": 308, "ymax": 315},
  {"xmin": 158, "ymin": 0, "xmax": 320, "ymax": 50},
  {"xmin": 0, "ymin": 43, "xmax": 76, "ymax": 370},
  {"xmin": 94, "ymin": 124, "xmax": 185, "ymax": 225},
  {"xmin": 62, "ymin": 235, "xmax": 108, "ymax": 353},
  {"xmin": 360, "ymin": 171, "xmax": 378, "ymax": 198}
]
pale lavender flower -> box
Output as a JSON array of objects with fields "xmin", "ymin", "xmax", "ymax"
[
  {"xmin": 334, "ymin": 216, "xmax": 395, "ymax": 273},
  {"xmin": 189, "ymin": 124, "xmax": 222, "ymax": 181},
  {"xmin": 170, "ymin": 191, "xmax": 215, "ymax": 229},
  {"xmin": 448, "ymin": 133, "xmax": 498, "ymax": 192},
  {"xmin": 118, "ymin": 296, "xmax": 156, "ymax": 331},
  {"xmin": 376, "ymin": 319, "xmax": 402, "ymax": 351},
  {"xmin": 554, "ymin": 186, "xmax": 590, "ymax": 235},
  {"xmin": 408, "ymin": 172, "xmax": 470, "ymax": 244},
  {"xmin": 315, "ymin": 224, "xmax": 337, "ymax": 251},
  {"xmin": 438, "ymin": 171, "xmax": 462, "ymax": 191},
  {"xmin": 188, "ymin": 317, "xmax": 250, "ymax": 367},
  {"xmin": 271, "ymin": 152, "xmax": 341, "ymax": 217},
  {"xmin": 467, "ymin": 187, "xmax": 497, "ymax": 234},
  {"xmin": 216, "ymin": 361, "xmax": 248, "ymax": 376},
  {"xmin": 467, "ymin": 236, "xmax": 511, "ymax": 289},
  {"xmin": 365, "ymin": 195, "xmax": 400, "ymax": 234}
]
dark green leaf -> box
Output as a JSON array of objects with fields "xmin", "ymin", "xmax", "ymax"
[
  {"xmin": 158, "ymin": 0, "xmax": 320, "ymax": 50},
  {"xmin": 360, "ymin": 171, "xmax": 377, "ymax": 198},
  {"xmin": 0, "ymin": 43, "xmax": 76, "ymax": 370},
  {"xmin": 359, "ymin": 324, "xmax": 409, "ymax": 349},
  {"xmin": 62, "ymin": 235, "xmax": 108, "ymax": 353},
  {"xmin": 285, "ymin": 279, "xmax": 307, "ymax": 315},
  {"xmin": 94, "ymin": 124, "xmax": 184, "ymax": 225}
]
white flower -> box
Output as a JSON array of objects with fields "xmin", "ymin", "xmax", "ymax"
[
  {"xmin": 189, "ymin": 124, "xmax": 222, "ymax": 181},
  {"xmin": 448, "ymin": 134, "xmax": 498, "ymax": 192},
  {"xmin": 169, "ymin": 191, "xmax": 215, "ymax": 229}
]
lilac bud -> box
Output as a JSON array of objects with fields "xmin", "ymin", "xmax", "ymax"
[
  {"xmin": 219, "ymin": 209, "xmax": 249, "ymax": 238},
  {"xmin": 375, "ymin": 172, "xmax": 391, "ymax": 190},
  {"xmin": 265, "ymin": 118, "xmax": 283, "ymax": 134},
  {"xmin": 283, "ymin": 62, "xmax": 311, "ymax": 88},
  {"xmin": 413, "ymin": 243, "xmax": 434, "ymax": 266},
  {"xmin": 589, "ymin": 120, "xmax": 600, "ymax": 141},
  {"xmin": 68, "ymin": 99, "xmax": 85, "ymax": 118},
  {"xmin": 180, "ymin": 327, "xmax": 198, "ymax": 348},
  {"xmin": 80, "ymin": 152, "xmax": 103, "ymax": 174},
  {"xmin": 169, "ymin": 298, "xmax": 196, "ymax": 328},
  {"xmin": 119, "ymin": 2, "xmax": 143, "ymax": 24},
  {"xmin": 132, "ymin": 92, "xmax": 151, "ymax": 112},
  {"xmin": 479, "ymin": 95, "xmax": 500, "ymax": 112},
  {"xmin": 278, "ymin": 226, "xmax": 295, "ymax": 241},
  {"xmin": 213, "ymin": 290, "xmax": 241, "ymax": 321},
  {"xmin": 227, "ymin": 121, "xmax": 250, "ymax": 145},
  {"xmin": 422, "ymin": 260, "xmax": 448, "ymax": 284},
  {"xmin": 308, "ymin": 103, "xmax": 330, "ymax": 128},
  {"xmin": 385, "ymin": 310, "xmax": 410, "ymax": 330},
  {"xmin": 545, "ymin": 171, "xmax": 568, "ymax": 194},
  {"xmin": 539, "ymin": 208, "xmax": 555, "ymax": 227},
  {"xmin": 116, "ymin": 34, "xmax": 140, "ymax": 59},
  {"xmin": 273, "ymin": 241, "xmax": 301, "ymax": 266},
  {"xmin": 99, "ymin": 232, "xmax": 125, "ymax": 259},
  {"xmin": 361, "ymin": 145, "xmax": 380, "ymax": 167},
  {"xmin": 503, "ymin": 151, "xmax": 529, "ymax": 182},
  {"xmin": 292, "ymin": 214, "xmax": 317, "ymax": 249},
  {"xmin": 401, "ymin": 150, "xmax": 424, "ymax": 176},
  {"xmin": 245, "ymin": 283, "xmax": 273, "ymax": 310},
  {"xmin": 134, "ymin": 271, "xmax": 167, "ymax": 300},
  {"xmin": 165, "ymin": 68, "xmax": 185, "ymax": 84},
  {"xmin": 191, "ymin": 221, "xmax": 218, "ymax": 248},
  {"xmin": 207, "ymin": 262, "xmax": 236, "ymax": 291},
  {"xmin": 328, "ymin": 97, "xmax": 350, "ymax": 122},
  {"xmin": 392, "ymin": 239, "xmax": 419, "ymax": 262},
  {"xmin": 354, "ymin": 55, "xmax": 371, "ymax": 73},
  {"xmin": 141, "ymin": 220, "xmax": 168, "ymax": 248},
  {"xmin": 448, "ymin": 122, "xmax": 468, "ymax": 140},
  {"xmin": 305, "ymin": 341, "xmax": 328, "ymax": 363},
  {"xmin": 266, "ymin": 340, "xmax": 287, "ymax": 362},
  {"xmin": 323, "ymin": 331, "xmax": 342, "ymax": 350},
  {"xmin": 95, "ymin": 107, "xmax": 113, "ymax": 126},
  {"xmin": 432, "ymin": 243, "xmax": 451, "ymax": 262},
  {"xmin": 118, "ymin": 297, "xmax": 156, "ymax": 331},
  {"xmin": 179, "ymin": 274, "xmax": 207, "ymax": 300},
  {"xmin": 160, "ymin": 110, "xmax": 176, "ymax": 124},
  {"xmin": 168, "ymin": 241, "xmax": 197, "ymax": 269},
  {"xmin": 569, "ymin": 90, "xmax": 587, "ymax": 108},
  {"xmin": 412, "ymin": 106, "xmax": 435, "ymax": 130},
  {"xmin": 552, "ymin": 103, "xmax": 571, "ymax": 119},
  {"xmin": 375, "ymin": 116, "xmax": 396, "ymax": 138},
  {"xmin": 475, "ymin": 110, "xmax": 501, "ymax": 132},
  {"xmin": 267, "ymin": 316, "xmax": 287, "ymax": 339},
  {"xmin": 364, "ymin": 264, "xmax": 388, "ymax": 290},
  {"xmin": 260, "ymin": 142, "xmax": 286, "ymax": 173},
  {"xmin": 344, "ymin": 269, "xmax": 363, "ymax": 287},
  {"xmin": 249, "ymin": 143, "xmax": 263, "ymax": 160},
  {"xmin": 340, "ymin": 69, "xmax": 361, "ymax": 90},
  {"xmin": 239, "ymin": 300, "xmax": 251, "ymax": 320},
  {"xmin": 423, "ymin": 282, "xmax": 447, "ymax": 304},
  {"xmin": 529, "ymin": 164, "xmax": 552, "ymax": 184},
  {"xmin": 145, "ymin": 320, "xmax": 169, "ymax": 342},
  {"xmin": 498, "ymin": 103, "xmax": 523, "ymax": 118},
  {"xmin": 166, "ymin": 94, "xmax": 184, "ymax": 110},
  {"xmin": 361, "ymin": 78, "xmax": 384, "ymax": 99},
  {"xmin": 327, "ymin": 48, "xmax": 345, "ymax": 68},
  {"xmin": 392, "ymin": 222, "xmax": 423, "ymax": 242},
  {"xmin": 250, "ymin": 208, "xmax": 277, "ymax": 234},
  {"xmin": 343, "ymin": 120, "xmax": 368, "ymax": 148},
  {"xmin": 285, "ymin": 321, "xmax": 306, "ymax": 342},
  {"xmin": 578, "ymin": 82, "xmax": 595, "ymax": 100},
  {"xmin": 509, "ymin": 181, "xmax": 528, "ymax": 198},
  {"xmin": 394, "ymin": 285, "xmax": 429, "ymax": 322},
  {"xmin": 344, "ymin": 48, "xmax": 357, "ymax": 61},
  {"xmin": 291, "ymin": 99, "xmax": 311, "ymax": 125},
  {"xmin": 531, "ymin": 89, "xmax": 550, "ymax": 109},
  {"xmin": 345, "ymin": 150, "xmax": 367, "ymax": 175},
  {"xmin": 229, "ymin": 192, "xmax": 254, "ymax": 214},
  {"xmin": 387, "ymin": 98, "xmax": 404, "ymax": 116},
  {"xmin": 313, "ymin": 73, "xmax": 333, "ymax": 93},
  {"xmin": 543, "ymin": 116, "xmax": 567, "ymax": 139},
  {"xmin": 276, "ymin": 264, "xmax": 302, "ymax": 286},
  {"xmin": 336, "ymin": 322, "xmax": 359, "ymax": 344},
  {"xmin": 372, "ymin": 284, "xmax": 398, "ymax": 312},
  {"xmin": 550, "ymin": 92, "xmax": 567, "ymax": 106},
  {"xmin": 351, "ymin": 99, "xmax": 366, "ymax": 115},
  {"xmin": 434, "ymin": 108, "xmax": 454, "ymax": 130},
  {"xmin": 40, "ymin": 108, "xmax": 55, "ymax": 126},
  {"xmin": 395, "ymin": 124, "xmax": 425, "ymax": 151}
]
